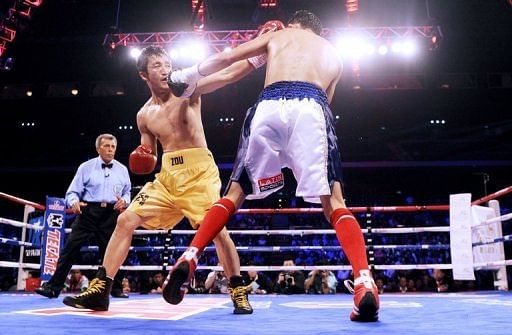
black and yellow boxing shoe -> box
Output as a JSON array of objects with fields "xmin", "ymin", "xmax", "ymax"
[
  {"xmin": 62, "ymin": 266, "xmax": 112, "ymax": 311},
  {"xmin": 228, "ymin": 275, "xmax": 253, "ymax": 315}
]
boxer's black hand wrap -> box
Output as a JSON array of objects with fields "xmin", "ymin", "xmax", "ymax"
[{"xmin": 167, "ymin": 74, "xmax": 189, "ymax": 97}]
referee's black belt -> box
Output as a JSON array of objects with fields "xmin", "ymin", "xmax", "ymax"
[{"xmin": 85, "ymin": 202, "xmax": 115, "ymax": 209}]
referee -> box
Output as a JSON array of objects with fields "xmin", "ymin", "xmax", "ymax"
[{"xmin": 35, "ymin": 133, "xmax": 131, "ymax": 299}]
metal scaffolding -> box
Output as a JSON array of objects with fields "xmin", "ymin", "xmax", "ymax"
[{"xmin": 103, "ymin": 25, "xmax": 441, "ymax": 53}]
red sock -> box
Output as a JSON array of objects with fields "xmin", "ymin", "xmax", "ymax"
[
  {"xmin": 330, "ymin": 208, "xmax": 369, "ymax": 278},
  {"xmin": 190, "ymin": 198, "xmax": 235, "ymax": 256}
]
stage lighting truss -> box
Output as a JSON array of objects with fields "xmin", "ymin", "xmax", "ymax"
[
  {"xmin": 103, "ymin": 25, "xmax": 442, "ymax": 55},
  {"xmin": 0, "ymin": 0, "xmax": 44, "ymax": 58},
  {"xmin": 0, "ymin": 41, "xmax": 7, "ymax": 57},
  {"xmin": 23, "ymin": 0, "xmax": 43, "ymax": 7}
]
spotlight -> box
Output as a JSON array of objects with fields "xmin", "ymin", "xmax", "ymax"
[
  {"xmin": 177, "ymin": 42, "xmax": 208, "ymax": 61},
  {"xmin": 169, "ymin": 48, "xmax": 179, "ymax": 60},
  {"xmin": 402, "ymin": 40, "xmax": 417, "ymax": 56},
  {"xmin": 378, "ymin": 45, "xmax": 388, "ymax": 55},
  {"xmin": 391, "ymin": 42, "xmax": 402, "ymax": 53},
  {"xmin": 130, "ymin": 47, "xmax": 141, "ymax": 59},
  {"xmin": 1, "ymin": 57, "xmax": 14, "ymax": 71},
  {"xmin": 189, "ymin": 42, "xmax": 207, "ymax": 60},
  {"xmin": 335, "ymin": 37, "xmax": 376, "ymax": 59}
]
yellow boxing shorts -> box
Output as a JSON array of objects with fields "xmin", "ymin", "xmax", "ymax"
[{"xmin": 127, "ymin": 147, "xmax": 221, "ymax": 230}]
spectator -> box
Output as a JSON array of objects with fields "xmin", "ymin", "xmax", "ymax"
[
  {"xmin": 305, "ymin": 269, "xmax": 338, "ymax": 294},
  {"xmin": 274, "ymin": 259, "xmax": 305, "ymax": 294},
  {"xmin": 433, "ymin": 269, "xmax": 456, "ymax": 292},
  {"xmin": 244, "ymin": 270, "xmax": 274, "ymax": 294},
  {"xmin": 150, "ymin": 272, "xmax": 165, "ymax": 294},
  {"xmin": 63, "ymin": 270, "xmax": 89, "ymax": 293},
  {"xmin": 122, "ymin": 277, "xmax": 131, "ymax": 294},
  {"xmin": 205, "ymin": 266, "xmax": 229, "ymax": 294}
]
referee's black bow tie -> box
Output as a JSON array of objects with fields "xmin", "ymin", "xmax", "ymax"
[{"xmin": 102, "ymin": 163, "xmax": 113, "ymax": 169}]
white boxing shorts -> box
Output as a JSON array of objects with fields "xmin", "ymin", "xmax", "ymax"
[{"xmin": 227, "ymin": 81, "xmax": 343, "ymax": 203}]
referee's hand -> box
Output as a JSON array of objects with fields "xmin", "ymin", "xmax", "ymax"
[
  {"xmin": 71, "ymin": 201, "xmax": 87, "ymax": 214},
  {"xmin": 114, "ymin": 195, "xmax": 126, "ymax": 211}
]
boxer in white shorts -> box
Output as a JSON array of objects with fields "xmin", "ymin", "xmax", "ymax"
[
  {"xmin": 230, "ymin": 80, "xmax": 342, "ymax": 203},
  {"xmin": 166, "ymin": 10, "xmax": 380, "ymax": 322}
]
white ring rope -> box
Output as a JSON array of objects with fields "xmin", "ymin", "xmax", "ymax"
[
  {"xmin": 4, "ymin": 212, "xmax": 508, "ymax": 234},
  {"xmin": 471, "ymin": 234, "xmax": 512, "ymax": 247},
  {"xmin": 0, "ymin": 216, "xmax": 450, "ymax": 235},
  {"xmin": 471, "ymin": 212, "xmax": 512, "ymax": 229},
  {"xmin": 0, "ymin": 238, "xmax": 35, "ymax": 247},
  {"xmin": 0, "ymin": 217, "xmax": 43, "ymax": 231},
  {"xmin": 0, "ymin": 261, "xmax": 40, "ymax": 270},
  {"xmin": 0, "ymin": 261, "xmax": 454, "ymax": 272},
  {"xmin": 473, "ymin": 260, "xmax": 512, "ymax": 268},
  {"xmin": 0, "ymin": 209, "xmax": 508, "ymax": 274},
  {"xmin": 127, "ymin": 226, "xmax": 450, "ymax": 236},
  {"xmin": 76, "ymin": 243, "xmax": 449, "ymax": 252}
]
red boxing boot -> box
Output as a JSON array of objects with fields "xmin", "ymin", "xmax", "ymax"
[
  {"xmin": 162, "ymin": 247, "xmax": 198, "ymax": 305},
  {"xmin": 344, "ymin": 270, "xmax": 379, "ymax": 322}
]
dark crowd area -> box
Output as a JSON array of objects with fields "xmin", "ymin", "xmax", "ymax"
[{"xmin": 1, "ymin": 188, "xmax": 510, "ymax": 295}]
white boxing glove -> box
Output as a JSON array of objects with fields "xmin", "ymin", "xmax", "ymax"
[
  {"xmin": 247, "ymin": 54, "xmax": 267, "ymax": 69},
  {"xmin": 168, "ymin": 64, "xmax": 205, "ymax": 97}
]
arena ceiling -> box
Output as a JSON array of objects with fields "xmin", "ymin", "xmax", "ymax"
[{"xmin": 1, "ymin": 0, "xmax": 511, "ymax": 203}]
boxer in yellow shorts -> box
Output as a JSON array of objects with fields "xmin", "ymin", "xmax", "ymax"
[
  {"xmin": 63, "ymin": 45, "xmax": 258, "ymax": 314},
  {"xmin": 129, "ymin": 148, "xmax": 221, "ymax": 231}
]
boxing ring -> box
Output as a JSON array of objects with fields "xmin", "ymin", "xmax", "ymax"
[{"xmin": 1, "ymin": 188, "xmax": 512, "ymax": 334}]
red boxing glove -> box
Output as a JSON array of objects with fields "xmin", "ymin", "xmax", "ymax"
[
  {"xmin": 255, "ymin": 20, "xmax": 285, "ymax": 37},
  {"xmin": 129, "ymin": 145, "xmax": 157, "ymax": 175}
]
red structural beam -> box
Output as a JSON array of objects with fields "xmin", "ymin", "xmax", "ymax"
[
  {"xmin": 237, "ymin": 204, "xmax": 449, "ymax": 215},
  {"xmin": 472, "ymin": 185, "xmax": 512, "ymax": 206},
  {"xmin": 0, "ymin": 192, "xmax": 45, "ymax": 211}
]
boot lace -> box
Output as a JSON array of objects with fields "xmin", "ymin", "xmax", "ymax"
[
  {"xmin": 75, "ymin": 278, "xmax": 106, "ymax": 298},
  {"xmin": 229, "ymin": 285, "xmax": 251, "ymax": 310}
]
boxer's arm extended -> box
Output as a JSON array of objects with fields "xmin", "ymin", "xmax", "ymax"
[
  {"xmin": 169, "ymin": 21, "xmax": 284, "ymax": 97},
  {"xmin": 202, "ymin": 33, "xmax": 271, "ymax": 76},
  {"xmin": 194, "ymin": 60, "xmax": 255, "ymax": 96},
  {"xmin": 169, "ymin": 32, "xmax": 272, "ymax": 92}
]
